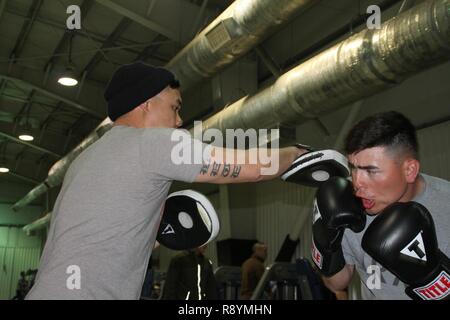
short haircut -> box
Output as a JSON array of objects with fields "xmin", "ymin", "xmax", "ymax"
[
  {"xmin": 252, "ymin": 242, "xmax": 267, "ymax": 252},
  {"xmin": 344, "ymin": 111, "xmax": 419, "ymax": 159}
]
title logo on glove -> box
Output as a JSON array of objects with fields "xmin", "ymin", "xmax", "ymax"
[{"xmin": 413, "ymin": 271, "xmax": 450, "ymax": 300}]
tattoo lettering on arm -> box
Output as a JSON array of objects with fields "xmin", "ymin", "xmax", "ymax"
[
  {"xmin": 222, "ymin": 164, "xmax": 231, "ymax": 177},
  {"xmin": 200, "ymin": 163, "xmax": 210, "ymax": 175},
  {"xmin": 211, "ymin": 163, "xmax": 221, "ymax": 176},
  {"xmin": 231, "ymin": 165, "xmax": 241, "ymax": 178},
  {"xmin": 200, "ymin": 162, "xmax": 241, "ymax": 178}
]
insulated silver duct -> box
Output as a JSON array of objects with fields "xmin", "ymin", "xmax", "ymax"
[
  {"xmin": 45, "ymin": 118, "xmax": 113, "ymax": 187},
  {"xmin": 23, "ymin": 212, "xmax": 52, "ymax": 236},
  {"xmin": 167, "ymin": 0, "xmax": 315, "ymax": 91},
  {"xmin": 201, "ymin": 0, "xmax": 450, "ymax": 132},
  {"xmin": 12, "ymin": 183, "xmax": 49, "ymax": 211},
  {"xmin": 11, "ymin": 0, "xmax": 315, "ymax": 211},
  {"xmin": 12, "ymin": 118, "xmax": 112, "ymax": 211}
]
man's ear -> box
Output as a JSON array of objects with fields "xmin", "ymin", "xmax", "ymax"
[{"xmin": 403, "ymin": 158, "xmax": 420, "ymax": 183}]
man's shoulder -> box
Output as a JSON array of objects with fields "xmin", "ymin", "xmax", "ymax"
[
  {"xmin": 141, "ymin": 127, "xmax": 190, "ymax": 138},
  {"xmin": 419, "ymin": 174, "xmax": 450, "ymax": 252},
  {"xmin": 242, "ymin": 257, "xmax": 256, "ymax": 267},
  {"xmin": 418, "ymin": 174, "xmax": 450, "ymax": 218},
  {"xmin": 422, "ymin": 173, "xmax": 450, "ymax": 194}
]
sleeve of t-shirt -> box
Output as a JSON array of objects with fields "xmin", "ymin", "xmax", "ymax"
[
  {"xmin": 140, "ymin": 127, "xmax": 212, "ymax": 183},
  {"xmin": 341, "ymin": 230, "xmax": 357, "ymax": 266}
]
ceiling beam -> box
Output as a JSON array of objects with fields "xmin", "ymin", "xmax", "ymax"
[
  {"xmin": 2, "ymin": 171, "xmax": 40, "ymax": 185},
  {"xmin": 0, "ymin": 93, "xmax": 57, "ymax": 109},
  {"xmin": 134, "ymin": 34, "xmax": 167, "ymax": 62},
  {"xmin": 5, "ymin": 8, "xmax": 171, "ymax": 63},
  {"xmin": 0, "ymin": 73, "xmax": 104, "ymax": 119},
  {"xmin": 39, "ymin": 101, "xmax": 64, "ymax": 131},
  {"xmin": 0, "ymin": 0, "xmax": 6, "ymax": 22},
  {"xmin": 9, "ymin": 0, "xmax": 44, "ymax": 62},
  {"xmin": 0, "ymin": 131, "xmax": 61, "ymax": 158},
  {"xmin": 44, "ymin": 0, "xmax": 95, "ymax": 72},
  {"xmin": 94, "ymin": 0, "xmax": 178, "ymax": 42},
  {"xmin": 83, "ymin": 17, "xmax": 133, "ymax": 76},
  {"xmin": 189, "ymin": 0, "xmax": 209, "ymax": 37},
  {"xmin": 13, "ymin": 89, "xmax": 36, "ymax": 127}
]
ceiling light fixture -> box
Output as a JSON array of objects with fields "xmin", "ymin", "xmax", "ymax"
[
  {"xmin": 18, "ymin": 104, "xmax": 35, "ymax": 141},
  {"xmin": 58, "ymin": 31, "xmax": 78, "ymax": 87},
  {"xmin": 18, "ymin": 134, "xmax": 34, "ymax": 142},
  {"xmin": 0, "ymin": 155, "xmax": 9, "ymax": 173},
  {"xmin": 58, "ymin": 66, "xmax": 78, "ymax": 87}
]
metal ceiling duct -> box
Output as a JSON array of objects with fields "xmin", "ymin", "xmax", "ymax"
[
  {"xmin": 167, "ymin": 0, "xmax": 315, "ymax": 91},
  {"xmin": 11, "ymin": 0, "xmax": 314, "ymax": 211},
  {"xmin": 200, "ymin": 0, "xmax": 450, "ymax": 133},
  {"xmin": 12, "ymin": 183, "xmax": 49, "ymax": 211},
  {"xmin": 23, "ymin": 212, "xmax": 52, "ymax": 236},
  {"xmin": 12, "ymin": 118, "xmax": 112, "ymax": 211}
]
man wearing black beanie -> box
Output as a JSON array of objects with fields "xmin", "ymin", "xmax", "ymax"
[{"xmin": 27, "ymin": 62, "xmax": 306, "ymax": 300}]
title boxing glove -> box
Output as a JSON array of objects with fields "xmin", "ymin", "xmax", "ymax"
[
  {"xmin": 362, "ymin": 202, "xmax": 450, "ymax": 300},
  {"xmin": 311, "ymin": 177, "xmax": 366, "ymax": 277}
]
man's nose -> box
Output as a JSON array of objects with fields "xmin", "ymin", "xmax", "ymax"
[
  {"xmin": 352, "ymin": 169, "xmax": 365, "ymax": 193},
  {"xmin": 176, "ymin": 114, "xmax": 183, "ymax": 128}
]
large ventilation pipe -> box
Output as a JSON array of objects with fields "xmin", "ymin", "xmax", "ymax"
[
  {"xmin": 167, "ymin": 0, "xmax": 316, "ymax": 91},
  {"xmin": 23, "ymin": 212, "xmax": 52, "ymax": 236},
  {"xmin": 12, "ymin": 0, "xmax": 315, "ymax": 211},
  {"xmin": 200, "ymin": 0, "xmax": 450, "ymax": 133},
  {"xmin": 12, "ymin": 118, "xmax": 112, "ymax": 211}
]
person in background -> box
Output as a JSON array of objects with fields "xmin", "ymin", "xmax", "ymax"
[
  {"xmin": 240, "ymin": 242, "xmax": 268, "ymax": 299},
  {"xmin": 162, "ymin": 245, "xmax": 217, "ymax": 300}
]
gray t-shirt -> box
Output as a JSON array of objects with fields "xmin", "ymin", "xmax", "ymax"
[
  {"xmin": 26, "ymin": 126, "xmax": 211, "ymax": 300},
  {"xmin": 342, "ymin": 174, "xmax": 450, "ymax": 300}
]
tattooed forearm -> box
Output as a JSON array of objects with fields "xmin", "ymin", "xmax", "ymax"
[{"xmin": 200, "ymin": 162, "xmax": 241, "ymax": 178}]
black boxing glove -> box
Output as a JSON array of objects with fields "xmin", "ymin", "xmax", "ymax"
[
  {"xmin": 362, "ymin": 202, "xmax": 450, "ymax": 300},
  {"xmin": 311, "ymin": 177, "xmax": 366, "ymax": 277}
]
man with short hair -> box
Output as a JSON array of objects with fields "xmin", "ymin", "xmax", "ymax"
[
  {"xmin": 319, "ymin": 111, "xmax": 450, "ymax": 300},
  {"xmin": 240, "ymin": 242, "xmax": 268, "ymax": 299},
  {"xmin": 27, "ymin": 62, "xmax": 305, "ymax": 300}
]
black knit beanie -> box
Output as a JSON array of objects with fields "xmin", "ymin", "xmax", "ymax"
[{"xmin": 104, "ymin": 62, "xmax": 177, "ymax": 121}]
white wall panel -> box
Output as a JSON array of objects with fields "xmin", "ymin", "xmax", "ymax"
[
  {"xmin": 0, "ymin": 227, "xmax": 42, "ymax": 300},
  {"xmin": 254, "ymin": 180, "xmax": 314, "ymax": 264}
]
